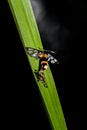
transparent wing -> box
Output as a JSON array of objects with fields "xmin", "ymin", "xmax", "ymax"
[
  {"xmin": 25, "ymin": 47, "xmax": 40, "ymax": 59},
  {"xmin": 47, "ymin": 53, "xmax": 59, "ymax": 64}
]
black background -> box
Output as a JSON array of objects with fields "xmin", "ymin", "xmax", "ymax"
[{"xmin": 0, "ymin": 0, "xmax": 86, "ymax": 129}]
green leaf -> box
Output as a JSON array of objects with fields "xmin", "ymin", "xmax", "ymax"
[{"xmin": 8, "ymin": 0, "xmax": 67, "ymax": 129}]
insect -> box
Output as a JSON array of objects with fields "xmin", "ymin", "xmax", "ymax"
[
  {"xmin": 25, "ymin": 47, "xmax": 59, "ymax": 87},
  {"xmin": 25, "ymin": 47, "xmax": 59, "ymax": 68},
  {"xmin": 34, "ymin": 69, "xmax": 47, "ymax": 88}
]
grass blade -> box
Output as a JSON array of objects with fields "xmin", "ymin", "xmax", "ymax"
[{"xmin": 8, "ymin": 0, "xmax": 67, "ymax": 129}]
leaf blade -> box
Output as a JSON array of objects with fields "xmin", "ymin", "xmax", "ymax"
[{"xmin": 8, "ymin": 0, "xmax": 67, "ymax": 129}]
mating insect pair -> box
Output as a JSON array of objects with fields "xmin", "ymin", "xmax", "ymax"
[{"xmin": 25, "ymin": 47, "xmax": 59, "ymax": 87}]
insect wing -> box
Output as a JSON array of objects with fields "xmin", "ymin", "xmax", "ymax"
[
  {"xmin": 25, "ymin": 47, "xmax": 39, "ymax": 59},
  {"xmin": 47, "ymin": 53, "xmax": 59, "ymax": 64},
  {"xmin": 44, "ymin": 50, "xmax": 55, "ymax": 54}
]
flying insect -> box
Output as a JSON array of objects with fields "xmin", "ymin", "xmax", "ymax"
[
  {"xmin": 25, "ymin": 47, "xmax": 59, "ymax": 87},
  {"xmin": 25, "ymin": 47, "xmax": 59, "ymax": 70}
]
